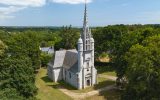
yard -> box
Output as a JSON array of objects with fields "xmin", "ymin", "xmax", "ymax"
[
  {"xmin": 84, "ymin": 89, "xmax": 121, "ymax": 100},
  {"xmin": 35, "ymin": 68, "xmax": 121, "ymax": 100},
  {"xmin": 35, "ymin": 68, "xmax": 72, "ymax": 100}
]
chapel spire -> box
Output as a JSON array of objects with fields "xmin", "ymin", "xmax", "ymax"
[
  {"xmin": 83, "ymin": 0, "xmax": 88, "ymax": 27},
  {"xmin": 81, "ymin": 0, "xmax": 92, "ymax": 51}
]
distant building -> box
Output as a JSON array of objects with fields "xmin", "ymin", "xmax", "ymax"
[
  {"xmin": 47, "ymin": 2, "xmax": 97, "ymax": 89},
  {"xmin": 40, "ymin": 46, "xmax": 54, "ymax": 54}
]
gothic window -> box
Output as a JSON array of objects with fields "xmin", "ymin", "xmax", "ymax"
[
  {"xmin": 86, "ymin": 45, "xmax": 88, "ymax": 50},
  {"xmin": 69, "ymin": 72, "xmax": 71, "ymax": 79},
  {"xmin": 87, "ymin": 68, "xmax": 89, "ymax": 71},
  {"xmin": 86, "ymin": 39, "xmax": 91, "ymax": 50},
  {"xmin": 87, "ymin": 62, "xmax": 89, "ymax": 67}
]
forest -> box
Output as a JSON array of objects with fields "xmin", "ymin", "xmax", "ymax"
[{"xmin": 0, "ymin": 24, "xmax": 160, "ymax": 100}]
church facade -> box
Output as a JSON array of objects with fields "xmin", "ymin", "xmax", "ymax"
[{"xmin": 47, "ymin": 2, "xmax": 97, "ymax": 89}]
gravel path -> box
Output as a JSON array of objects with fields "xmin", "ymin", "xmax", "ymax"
[
  {"xmin": 58, "ymin": 75, "xmax": 117, "ymax": 100},
  {"xmin": 59, "ymin": 85, "xmax": 115, "ymax": 100}
]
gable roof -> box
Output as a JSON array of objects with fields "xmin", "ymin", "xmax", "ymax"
[
  {"xmin": 48, "ymin": 49, "xmax": 78, "ymax": 73},
  {"xmin": 63, "ymin": 50, "xmax": 78, "ymax": 73},
  {"xmin": 48, "ymin": 50, "xmax": 66, "ymax": 68}
]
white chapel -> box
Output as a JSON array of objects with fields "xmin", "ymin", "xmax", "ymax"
[{"xmin": 47, "ymin": 1, "xmax": 97, "ymax": 89}]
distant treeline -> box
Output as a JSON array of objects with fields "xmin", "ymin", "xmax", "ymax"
[
  {"xmin": 1, "ymin": 24, "xmax": 160, "ymax": 30},
  {"xmin": 0, "ymin": 24, "xmax": 160, "ymax": 99}
]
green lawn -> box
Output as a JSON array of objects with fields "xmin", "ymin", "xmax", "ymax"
[
  {"xmin": 35, "ymin": 68, "xmax": 72, "ymax": 100},
  {"xmin": 58, "ymin": 76, "xmax": 115, "ymax": 93},
  {"xmin": 35, "ymin": 68, "xmax": 119, "ymax": 100},
  {"xmin": 101, "ymin": 71, "xmax": 117, "ymax": 76},
  {"xmin": 85, "ymin": 89, "xmax": 121, "ymax": 100}
]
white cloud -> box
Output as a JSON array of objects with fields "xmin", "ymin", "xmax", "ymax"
[
  {"xmin": 0, "ymin": 0, "xmax": 92, "ymax": 20},
  {"xmin": 0, "ymin": 6, "xmax": 26, "ymax": 15},
  {"xmin": 0, "ymin": 15, "xmax": 14, "ymax": 20},
  {"xmin": 0, "ymin": 0, "xmax": 46, "ymax": 7},
  {"xmin": 51, "ymin": 0, "xmax": 92, "ymax": 4},
  {"xmin": 0, "ymin": 0, "xmax": 46, "ymax": 20},
  {"xmin": 0, "ymin": 6, "xmax": 26, "ymax": 20}
]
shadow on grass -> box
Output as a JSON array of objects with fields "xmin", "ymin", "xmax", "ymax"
[
  {"xmin": 94, "ymin": 80, "xmax": 115, "ymax": 90},
  {"xmin": 98, "ymin": 89, "xmax": 122, "ymax": 100},
  {"xmin": 41, "ymin": 76, "xmax": 77, "ymax": 90},
  {"xmin": 95, "ymin": 61, "xmax": 115, "ymax": 74},
  {"xmin": 47, "ymin": 80, "xmax": 77, "ymax": 90},
  {"xmin": 41, "ymin": 76, "xmax": 53, "ymax": 83},
  {"xmin": 58, "ymin": 81, "xmax": 77, "ymax": 90}
]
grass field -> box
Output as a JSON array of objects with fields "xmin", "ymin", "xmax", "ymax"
[
  {"xmin": 35, "ymin": 68, "xmax": 121, "ymax": 100},
  {"xmin": 101, "ymin": 71, "xmax": 117, "ymax": 76},
  {"xmin": 85, "ymin": 89, "xmax": 121, "ymax": 100},
  {"xmin": 35, "ymin": 68, "xmax": 72, "ymax": 100},
  {"xmin": 60, "ymin": 76, "xmax": 115, "ymax": 93}
]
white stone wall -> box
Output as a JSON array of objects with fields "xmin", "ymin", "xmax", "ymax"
[
  {"xmin": 47, "ymin": 66, "xmax": 54, "ymax": 80},
  {"xmin": 77, "ymin": 71, "xmax": 83, "ymax": 89},
  {"xmin": 92, "ymin": 67, "xmax": 97, "ymax": 85},
  {"xmin": 52, "ymin": 68, "xmax": 63, "ymax": 82},
  {"xmin": 65, "ymin": 70, "xmax": 78, "ymax": 88}
]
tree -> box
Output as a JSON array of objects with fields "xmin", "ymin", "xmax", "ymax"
[
  {"xmin": 40, "ymin": 53, "xmax": 52, "ymax": 67},
  {"xmin": 123, "ymin": 35, "xmax": 160, "ymax": 99},
  {"xmin": 55, "ymin": 26, "xmax": 80, "ymax": 50},
  {"xmin": 0, "ymin": 40, "xmax": 7, "ymax": 56},
  {"xmin": 7, "ymin": 31, "xmax": 41, "ymax": 70},
  {"xmin": 0, "ymin": 88, "xmax": 24, "ymax": 100},
  {"xmin": 0, "ymin": 56, "xmax": 37, "ymax": 98}
]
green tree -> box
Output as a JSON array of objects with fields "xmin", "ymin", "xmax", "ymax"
[
  {"xmin": 40, "ymin": 53, "xmax": 52, "ymax": 67},
  {"xmin": 123, "ymin": 35, "xmax": 160, "ymax": 100},
  {"xmin": 7, "ymin": 31, "xmax": 41, "ymax": 70},
  {"xmin": 55, "ymin": 26, "xmax": 80, "ymax": 50},
  {"xmin": 0, "ymin": 56, "xmax": 37, "ymax": 98},
  {"xmin": 0, "ymin": 88, "xmax": 24, "ymax": 100},
  {"xmin": 0, "ymin": 40, "xmax": 7, "ymax": 56}
]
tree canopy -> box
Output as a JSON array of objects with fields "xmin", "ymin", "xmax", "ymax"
[
  {"xmin": 1, "ymin": 25, "xmax": 160, "ymax": 99},
  {"xmin": 122, "ymin": 35, "xmax": 160, "ymax": 99}
]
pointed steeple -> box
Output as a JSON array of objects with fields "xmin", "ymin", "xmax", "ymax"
[
  {"xmin": 81, "ymin": 0, "xmax": 92, "ymax": 51},
  {"xmin": 83, "ymin": 0, "xmax": 88, "ymax": 27}
]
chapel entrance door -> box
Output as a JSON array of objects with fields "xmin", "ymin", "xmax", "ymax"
[
  {"xmin": 85, "ymin": 74, "xmax": 91, "ymax": 87},
  {"xmin": 87, "ymin": 79, "xmax": 90, "ymax": 86}
]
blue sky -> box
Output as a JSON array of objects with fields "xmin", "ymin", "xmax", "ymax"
[{"xmin": 0, "ymin": 0, "xmax": 160, "ymax": 26}]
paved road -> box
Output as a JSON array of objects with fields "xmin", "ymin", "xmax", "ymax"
[{"xmin": 58, "ymin": 75, "xmax": 117, "ymax": 100}]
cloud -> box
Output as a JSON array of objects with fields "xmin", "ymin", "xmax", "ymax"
[
  {"xmin": 0, "ymin": 0, "xmax": 92, "ymax": 20},
  {"xmin": 0, "ymin": 6, "xmax": 26, "ymax": 15},
  {"xmin": 51, "ymin": 0, "xmax": 92, "ymax": 4},
  {"xmin": 0, "ymin": 0, "xmax": 46, "ymax": 20},
  {"xmin": 0, "ymin": 15, "xmax": 14, "ymax": 20},
  {"xmin": 0, "ymin": 6, "xmax": 26, "ymax": 20},
  {"xmin": 0, "ymin": 0, "xmax": 46, "ymax": 7}
]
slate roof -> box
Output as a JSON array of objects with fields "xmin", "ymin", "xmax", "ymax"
[
  {"xmin": 40, "ymin": 47, "xmax": 54, "ymax": 54},
  {"xmin": 48, "ymin": 49, "xmax": 78, "ymax": 73},
  {"xmin": 63, "ymin": 50, "xmax": 78, "ymax": 73},
  {"xmin": 52, "ymin": 50, "xmax": 66, "ymax": 68}
]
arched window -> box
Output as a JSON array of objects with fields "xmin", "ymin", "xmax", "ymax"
[
  {"xmin": 87, "ymin": 62, "xmax": 89, "ymax": 67},
  {"xmin": 69, "ymin": 72, "xmax": 71, "ymax": 78}
]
